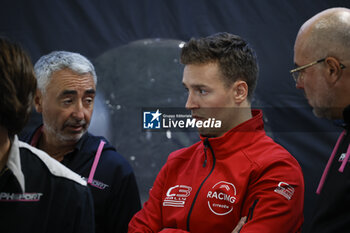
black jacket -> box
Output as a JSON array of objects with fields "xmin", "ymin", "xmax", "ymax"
[
  {"xmin": 22, "ymin": 127, "xmax": 141, "ymax": 233},
  {"xmin": 308, "ymin": 106, "xmax": 350, "ymax": 233},
  {"xmin": 0, "ymin": 136, "xmax": 95, "ymax": 233}
]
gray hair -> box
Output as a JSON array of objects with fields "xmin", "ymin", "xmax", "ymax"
[{"xmin": 34, "ymin": 51, "xmax": 97, "ymax": 93}]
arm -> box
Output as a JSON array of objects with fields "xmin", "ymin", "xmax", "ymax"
[
  {"xmin": 107, "ymin": 169, "xmax": 141, "ymax": 233},
  {"xmin": 158, "ymin": 229, "xmax": 189, "ymax": 233},
  {"xmin": 74, "ymin": 187, "xmax": 96, "ymax": 233},
  {"xmin": 128, "ymin": 164, "xmax": 179, "ymax": 233},
  {"xmin": 232, "ymin": 217, "xmax": 247, "ymax": 233},
  {"xmin": 99, "ymin": 149, "xmax": 142, "ymax": 233},
  {"xmin": 239, "ymin": 157, "xmax": 304, "ymax": 233}
]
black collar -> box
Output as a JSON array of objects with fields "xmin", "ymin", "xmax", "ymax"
[
  {"xmin": 343, "ymin": 105, "xmax": 350, "ymax": 127},
  {"xmin": 335, "ymin": 106, "xmax": 350, "ymax": 130}
]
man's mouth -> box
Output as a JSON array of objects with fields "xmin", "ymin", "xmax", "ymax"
[
  {"xmin": 66, "ymin": 124, "xmax": 84, "ymax": 132},
  {"xmin": 192, "ymin": 115, "xmax": 206, "ymax": 121}
]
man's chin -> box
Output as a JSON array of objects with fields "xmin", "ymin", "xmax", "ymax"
[
  {"xmin": 312, "ymin": 107, "xmax": 333, "ymax": 120},
  {"xmin": 59, "ymin": 131, "xmax": 85, "ymax": 143},
  {"xmin": 198, "ymin": 129, "xmax": 224, "ymax": 138}
]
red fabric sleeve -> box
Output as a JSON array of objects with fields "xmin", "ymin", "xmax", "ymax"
[
  {"xmin": 128, "ymin": 164, "xmax": 168, "ymax": 233},
  {"xmin": 239, "ymin": 157, "xmax": 304, "ymax": 233},
  {"xmin": 159, "ymin": 229, "xmax": 189, "ymax": 233}
]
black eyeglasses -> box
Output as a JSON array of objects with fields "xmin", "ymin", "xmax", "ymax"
[{"xmin": 290, "ymin": 58, "xmax": 346, "ymax": 83}]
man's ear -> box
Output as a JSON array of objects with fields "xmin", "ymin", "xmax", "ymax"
[
  {"xmin": 325, "ymin": 57, "xmax": 343, "ymax": 84},
  {"xmin": 233, "ymin": 80, "xmax": 248, "ymax": 104},
  {"xmin": 34, "ymin": 89, "xmax": 43, "ymax": 113}
]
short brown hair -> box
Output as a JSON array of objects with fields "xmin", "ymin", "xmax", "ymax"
[
  {"xmin": 0, "ymin": 38, "xmax": 37, "ymax": 137},
  {"xmin": 180, "ymin": 32, "xmax": 258, "ymax": 101}
]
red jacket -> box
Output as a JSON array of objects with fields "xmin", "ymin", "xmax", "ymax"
[{"xmin": 129, "ymin": 110, "xmax": 304, "ymax": 233}]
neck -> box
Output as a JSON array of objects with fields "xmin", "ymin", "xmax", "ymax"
[
  {"xmin": 226, "ymin": 103, "xmax": 253, "ymax": 132},
  {"xmin": 232, "ymin": 107, "xmax": 252, "ymax": 128},
  {"xmin": 0, "ymin": 127, "xmax": 11, "ymax": 171},
  {"xmin": 38, "ymin": 128, "xmax": 75, "ymax": 162},
  {"xmin": 213, "ymin": 107, "xmax": 253, "ymax": 138},
  {"xmin": 333, "ymin": 73, "xmax": 350, "ymax": 119}
]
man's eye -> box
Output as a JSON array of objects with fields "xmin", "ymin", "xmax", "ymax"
[
  {"xmin": 199, "ymin": 89, "xmax": 208, "ymax": 95},
  {"xmin": 63, "ymin": 99, "xmax": 73, "ymax": 104},
  {"xmin": 85, "ymin": 98, "xmax": 93, "ymax": 104}
]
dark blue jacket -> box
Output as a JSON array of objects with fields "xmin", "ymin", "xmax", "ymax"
[
  {"xmin": 0, "ymin": 136, "xmax": 95, "ymax": 233},
  {"xmin": 308, "ymin": 106, "xmax": 350, "ymax": 233},
  {"xmin": 22, "ymin": 127, "xmax": 141, "ymax": 233}
]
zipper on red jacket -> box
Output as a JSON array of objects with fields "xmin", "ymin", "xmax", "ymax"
[
  {"xmin": 186, "ymin": 138, "xmax": 216, "ymax": 232},
  {"xmin": 247, "ymin": 199, "xmax": 259, "ymax": 221},
  {"xmin": 203, "ymin": 146, "xmax": 207, "ymax": 167},
  {"xmin": 238, "ymin": 199, "xmax": 259, "ymax": 233}
]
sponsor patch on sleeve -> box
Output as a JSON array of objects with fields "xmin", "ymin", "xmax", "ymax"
[{"xmin": 274, "ymin": 182, "xmax": 295, "ymax": 200}]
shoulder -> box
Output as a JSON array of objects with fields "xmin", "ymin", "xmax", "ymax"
[
  {"xmin": 167, "ymin": 141, "xmax": 202, "ymax": 161},
  {"xmin": 18, "ymin": 141, "xmax": 87, "ymax": 187},
  {"xmin": 245, "ymin": 134, "xmax": 301, "ymax": 170},
  {"xmin": 85, "ymin": 133, "xmax": 135, "ymax": 174},
  {"xmin": 100, "ymin": 149, "xmax": 135, "ymax": 175},
  {"xmin": 243, "ymin": 135, "xmax": 303, "ymax": 186},
  {"xmin": 18, "ymin": 124, "xmax": 42, "ymax": 142}
]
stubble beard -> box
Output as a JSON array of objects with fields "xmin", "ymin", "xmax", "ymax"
[{"xmin": 45, "ymin": 121, "xmax": 87, "ymax": 145}]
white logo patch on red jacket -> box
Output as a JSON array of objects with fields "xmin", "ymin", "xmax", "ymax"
[
  {"xmin": 274, "ymin": 182, "xmax": 295, "ymax": 200},
  {"xmin": 207, "ymin": 181, "xmax": 237, "ymax": 216},
  {"xmin": 163, "ymin": 185, "xmax": 192, "ymax": 207}
]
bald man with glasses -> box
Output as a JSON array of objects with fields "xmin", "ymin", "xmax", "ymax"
[{"xmin": 292, "ymin": 7, "xmax": 350, "ymax": 233}]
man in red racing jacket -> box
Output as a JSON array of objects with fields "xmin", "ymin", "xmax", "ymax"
[{"xmin": 128, "ymin": 32, "xmax": 304, "ymax": 233}]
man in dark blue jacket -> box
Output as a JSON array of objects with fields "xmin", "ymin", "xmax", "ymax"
[
  {"xmin": 0, "ymin": 38, "xmax": 95, "ymax": 233},
  {"xmin": 291, "ymin": 7, "xmax": 350, "ymax": 233},
  {"xmin": 21, "ymin": 51, "xmax": 141, "ymax": 233}
]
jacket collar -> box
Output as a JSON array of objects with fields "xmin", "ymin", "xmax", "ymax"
[
  {"xmin": 30, "ymin": 125, "xmax": 88, "ymax": 153},
  {"xmin": 333, "ymin": 105, "xmax": 350, "ymax": 129},
  {"xmin": 199, "ymin": 109, "xmax": 265, "ymax": 158},
  {"xmin": 7, "ymin": 135, "xmax": 25, "ymax": 192},
  {"xmin": 343, "ymin": 105, "xmax": 350, "ymax": 128}
]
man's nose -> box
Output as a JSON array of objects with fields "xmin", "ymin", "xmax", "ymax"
[
  {"xmin": 295, "ymin": 77, "xmax": 304, "ymax": 89},
  {"xmin": 72, "ymin": 101, "xmax": 84, "ymax": 120},
  {"xmin": 185, "ymin": 93, "xmax": 199, "ymax": 110}
]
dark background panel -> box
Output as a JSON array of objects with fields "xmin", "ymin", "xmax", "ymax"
[{"xmin": 4, "ymin": 1, "xmax": 349, "ymax": 231}]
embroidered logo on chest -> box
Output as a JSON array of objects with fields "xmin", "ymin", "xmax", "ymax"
[
  {"xmin": 338, "ymin": 153, "xmax": 350, "ymax": 162},
  {"xmin": 207, "ymin": 181, "xmax": 237, "ymax": 216},
  {"xmin": 0, "ymin": 192, "xmax": 43, "ymax": 202},
  {"xmin": 82, "ymin": 177, "xmax": 109, "ymax": 190},
  {"xmin": 163, "ymin": 185, "xmax": 192, "ymax": 208}
]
